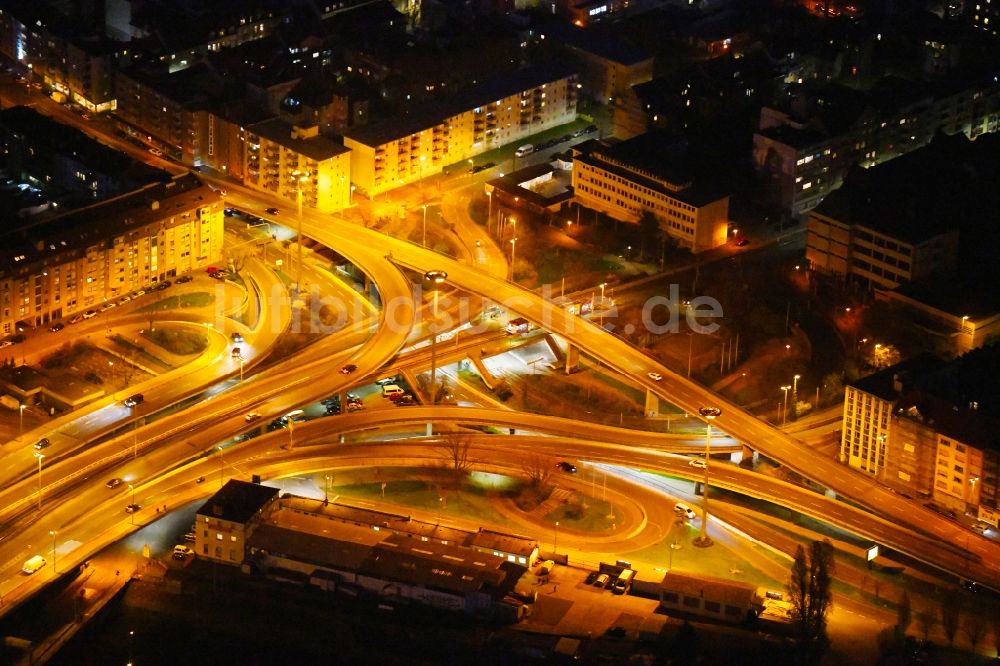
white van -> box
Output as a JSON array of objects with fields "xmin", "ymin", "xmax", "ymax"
[
  {"xmin": 538, "ymin": 559, "xmax": 555, "ymax": 576},
  {"xmin": 674, "ymin": 503, "xmax": 697, "ymax": 520},
  {"xmin": 381, "ymin": 384, "xmax": 405, "ymax": 399},
  {"xmin": 514, "ymin": 144, "xmax": 534, "ymax": 157},
  {"xmin": 22, "ymin": 555, "xmax": 47, "ymax": 575},
  {"xmin": 612, "ymin": 568, "xmax": 635, "ymax": 594}
]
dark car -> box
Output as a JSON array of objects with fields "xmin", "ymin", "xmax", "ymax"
[
  {"xmin": 231, "ymin": 332, "xmax": 244, "ymax": 344},
  {"xmin": 265, "ymin": 207, "xmax": 279, "ymax": 215},
  {"xmin": 735, "ymin": 237, "xmax": 749, "ymax": 247},
  {"xmin": 34, "ymin": 438, "xmax": 51, "ymax": 450},
  {"xmin": 155, "ymin": 280, "xmax": 171, "ymax": 290},
  {"xmin": 10, "ymin": 333, "xmax": 25, "ymax": 344},
  {"xmin": 125, "ymin": 503, "xmax": 141, "ymax": 514},
  {"xmin": 396, "ymin": 394, "xmax": 418, "ymax": 406},
  {"xmin": 585, "ymin": 571, "xmax": 599, "ymax": 585},
  {"xmin": 584, "ymin": 124, "xmax": 598, "ymax": 134},
  {"xmin": 340, "ymin": 364, "xmax": 357, "ymax": 374},
  {"xmin": 49, "ymin": 322, "xmax": 65, "ymax": 332},
  {"xmin": 123, "ymin": 393, "xmax": 144, "ymax": 408},
  {"xmin": 176, "ymin": 274, "xmax": 194, "ymax": 284},
  {"xmin": 106, "ymin": 478, "xmax": 123, "ymax": 489},
  {"xmin": 556, "ymin": 461, "xmax": 577, "ymax": 474}
]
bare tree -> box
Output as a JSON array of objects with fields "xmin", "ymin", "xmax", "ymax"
[
  {"xmin": 520, "ymin": 454, "xmax": 555, "ymax": 489},
  {"xmin": 787, "ymin": 539, "xmax": 836, "ymax": 659},
  {"xmin": 437, "ymin": 431, "xmax": 474, "ymax": 489},
  {"xmin": 227, "ymin": 251, "xmax": 249, "ymax": 277},
  {"xmin": 939, "ymin": 587, "xmax": 962, "ymax": 646},
  {"xmin": 963, "ymin": 598, "xmax": 988, "ymax": 650}
]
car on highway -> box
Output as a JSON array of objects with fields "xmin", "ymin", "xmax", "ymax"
[
  {"xmin": 245, "ymin": 412, "xmax": 262, "ymax": 423},
  {"xmin": 106, "ymin": 478, "xmax": 123, "ymax": 489},
  {"xmin": 689, "ymin": 458, "xmax": 707, "ymax": 469},
  {"xmin": 231, "ymin": 332, "xmax": 244, "ymax": 343},
  {"xmin": 375, "ymin": 376, "xmax": 398, "ymax": 386},
  {"xmin": 49, "ymin": 322, "xmax": 65, "ymax": 332},
  {"xmin": 82, "ymin": 310, "xmax": 97, "ymax": 319},
  {"xmin": 34, "ymin": 438, "xmax": 51, "ymax": 450},
  {"xmin": 148, "ymin": 148, "xmax": 162, "ymax": 156},
  {"xmin": 176, "ymin": 274, "xmax": 193, "ymax": 284},
  {"xmin": 123, "ymin": 394, "xmax": 144, "ymax": 407},
  {"xmin": 396, "ymin": 394, "xmax": 418, "ymax": 406},
  {"xmin": 340, "ymin": 364, "xmax": 357, "ymax": 374},
  {"xmin": 647, "ymin": 372, "xmax": 663, "ymax": 381},
  {"xmin": 555, "ymin": 461, "xmax": 577, "ymax": 474},
  {"xmin": 972, "ymin": 522, "xmax": 991, "ymax": 535},
  {"xmin": 125, "ymin": 504, "xmax": 141, "ymax": 514},
  {"xmin": 22, "ymin": 555, "xmax": 47, "ymax": 575},
  {"xmin": 231, "ymin": 347, "xmax": 242, "ymax": 358},
  {"xmin": 265, "ymin": 207, "xmax": 279, "ymax": 215}
]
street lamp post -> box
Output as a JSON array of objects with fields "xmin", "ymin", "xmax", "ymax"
[
  {"xmin": 325, "ymin": 474, "xmax": 331, "ymax": 504},
  {"xmin": 554, "ymin": 521, "xmax": 560, "ymax": 553},
  {"xmin": 780, "ymin": 386, "xmax": 790, "ymax": 425},
  {"xmin": 424, "ymin": 271, "xmax": 447, "ymax": 404},
  {"xmin": 509, "ymin": 238, "xmax": 517, "ymax": 282},
  {"xmin": 599, "ymin": 282, "xmax": 607, "ymax": 304},
  {"xmin": 486, "ymin": 191, "xmax": 493, "ymax": 235},
  {"xmin": 694, "ymin": 406, "xmax": 721, "ymax": 547},
  {"xmin": 422, "ymin": 204, "xmax": 428, "ymax": 248},
  {"xmin": 49, "ymin": 530, "xmax": 57, "ymax": 574},
  {"xmin": 792, "ymin": 374, "xmax": 801, "ymax": 420},
  {"xmin": 292, "ymin": 170, "xmax": 309, "ymax": 294},
  {"xmin": 19, "ymin": 403, "xmax": 25, "ymax": 439},
  {"xmin": 35, "ymin": 452, "xmax": 44, "ymax": 511}
]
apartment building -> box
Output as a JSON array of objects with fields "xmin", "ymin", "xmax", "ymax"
[
  {"xmin": 244, "ymin": 120, "xmax": 352, "ymax": 213},
  {"xmin": 343, "ymin": 64, "xmax": 578, "ymax": 197},
  {"xmin": 571, "ymin": 133, "xmax": 729, "ymax": 253},
  {"xmin": 195, "ymin": 480, "xmax": 280, "ymax": 566},
  {"xmin": 0, "ymin": 174, "xmax": 223, "ymax": 334},
  {"xmin": 840, "ymin": 346, "xmax": 1000, "ymax": 522},
  {"xmin": 754, "ymin": 75, "xmax": 1000, "ymax": 214},
  {"xmin": 806, "ymin": 132, "xmax": 1000, "ymax": 291}
]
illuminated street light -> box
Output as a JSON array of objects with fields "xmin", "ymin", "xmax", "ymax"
[
  {"xmin": 424, "ymin": 270, "xmax": 447, "ymax": 404},
  {"xmin": 49, "ymin": 530, "xmax": 57, "ymax": 574},
  {"xmin": 486, "ymin": 191, "xmax": 493, "ymax": 235},
  {"xmin": 291, "ymin": 170, "xmax": 310, "ymax": 294},
  {"xmin": 780, "ymin": 386, "xmax": 791, "ymax": 425},
  {"xmin": 128, "ymin": 484, "xmax": 135, "ymax": 525},
  {"xmin": 422, "ymin": 204, "xmax": 428, "ymax": 248},
  {"xmin": 694, "ymin": 406, "xmax": 721, "ymax": 547},
  {"xmin": 35, "ymin": 452, "xmax": 44, "ymax": 511},
  {"xmin": 792, "ymin": 374, "xmax": 801, "ymax": 420},
  {"xmin": 19, "ymin": 403, "xmax": 25, "ymax": 440},
  {"xmin": 599, "ymin": 282, "xmax": 607, "ymax": 304},
  {"xmin": 509, "ymin": 238, "xmax": 518, "ymax": 283}
]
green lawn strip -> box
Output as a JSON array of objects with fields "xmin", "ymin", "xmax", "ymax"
[
  {"xmin": 141, "ymin": 327, "xmax": 209, "ymax": 355},
  {"xmin": 335, "ymin": 478, "xmax": 508, "ymax": 525},
  {"xmin": 135, "ymin": 292, "xmax": 214, "ymax": 312},
  {"xmin": 542, "ymin": 496, "xmax": 619, "ymax": 533}
]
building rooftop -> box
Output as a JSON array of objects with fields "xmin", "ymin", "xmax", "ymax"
[
  {"xmin": 343, "ymin": 63, "xmax": 576, "ymax": 147},
  {"xmin": 848, "ymin": 353, "xmax": 945, "ymax": 402},
  {"xmin": 469, "ymin": 528, "xmax": 538, "ymax": 558},
  {"xmin": 660, "ymin": 570, "xmax": 759, "ymax": 606},
  {"xmin": 196, "ymin": 479, "xmax": 280, "ymax": 524},
  {"xmin": 246, "ymin": 118, "xmax": 350, "ymax": 161},
  {"xmin": 891, "ymin": 279, "xmax": 1000, "ymax": 321},
  {"xmin": 573, "ymin": 132, "xmax": 729, "ymax": 208},
  {"xmin": 813, "ymin": 132, "xmax": 999, "ymax": 245},
  {"xmin": 248, "ymin": 523, "xmax": 377, "ymax": 571},
  {"xmin": 541, "ymin": 22, "xmax": 651, "ymax": 66}
]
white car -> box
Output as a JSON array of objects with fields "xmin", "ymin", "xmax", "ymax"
[
  {"xmin": 647, "ymin": 372, "xmax": 663, "ymax": 381},
  {"xmin": 689, "ymin": 458, "xmax": 707, "ymax": 469},
  {"xmin": 245, "ymin": 412, "xmax": 262, "ymax": 423}
]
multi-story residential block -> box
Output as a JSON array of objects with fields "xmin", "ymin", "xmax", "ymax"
[
  {"xmin": 195, "ymin": 479, "xmax": 280, "ymax": 566},
  {"xmin": 840, "ymin": 346, "xmax": 1000, "ymax": 523},
  {"xmin": 0, "ymin": 173, "xmax": 223, "ymax": 333},
  {"xmin": 571, "ymin": 133, "xmax": 730, "ymax": 253},
  {"xmin": 884, "ymin": 281, "xmax": 1000, "ymax": 355},
  {"xmin": 806, "ymin": 132, "xmax": 1000, "ymax": 291},
  {"xmin": 244, "ymin": 120, "xmax": 352, "ymax": 213},
  {"xmin": 343, "ymin": 64, "xmax": 578, "ymax": 197},
  {"xmin": 754, "ymin": 75, "xmax": 1000, "ymax": 213}
]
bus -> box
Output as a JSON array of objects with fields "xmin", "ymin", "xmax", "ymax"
[
  {"xmin": 505, "ymin": 317, "xmax": 535, "ymax": 335},
  {"xmin": 612, "ymin": 568, "xmax": 635, "ymax": 594}
]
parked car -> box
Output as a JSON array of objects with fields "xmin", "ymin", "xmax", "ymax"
[
  {"xmin": 593, "ymin": 574, "xmax": 610, "ymax": 587},
  {"xmin": 156, "ymin": 280, "xmax": 171, "ymax": 290},
  {"xmin": 10, "ymin": 333, "xmax": 25, "ymax": 343},
  {"xmin": 49, "ymin": 322, "xmax": 65, "ymax": 332},
  {"xmin": 68, "ymin": 315, "xmax": 84, "ymax": 324},
  {"xmin": 82, "ymin": 310, "xmax": 98, "ymax": 319},
  {"xmin": 172, "ymin": 545, "xmax": 192, "ymax": 559},
  {"xmin": 99, "ymin": 301, "xmax": 117, "ymax": 311},
  {"xmin": 396, "ymin": 394, "xmax": 418, "ymax": 406},
  {"xmin": 175, "ymin": 274, "xmax": 194, "ymax": 284},
  {"xmin": 0, "ymin": 340, "xmax": 13, "ymax": 349}
]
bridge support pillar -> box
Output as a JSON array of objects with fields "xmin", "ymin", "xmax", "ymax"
[
  {"xmin": 564, "ymin": 345, "xmax": 580, "ymax": 374},
  {"xmin": 426, "ymin": 422, "xmax": 433, "ymax": 437},
  {"xmin": 644, "ymin": 389, "xmax": 659, "ymax": 418},
  {"xmin": 740, "ymin": 443, "xmax": 756, "ymax": 467}
]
